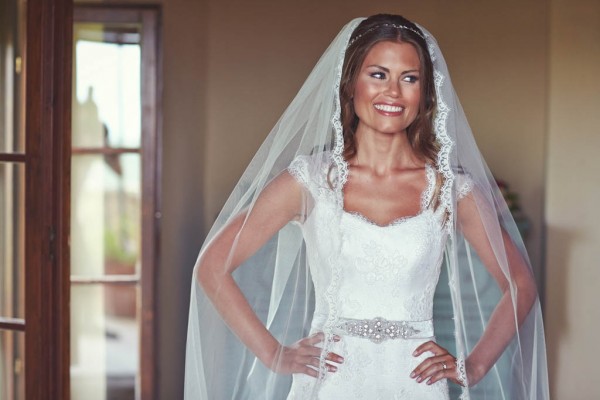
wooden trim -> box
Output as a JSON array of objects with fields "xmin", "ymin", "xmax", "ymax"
[
  {"xmin": 0, "ymin": 317, "xmax": 26, "ymax": 331},
  {"xmin": 140, "ymin": 8, "xmax": 161, "ymax": 400},
  {"xmin": 74, "ymin": 5, "xmax": 142, "ymax": 24},
  {"xmin": 25, "ymin": 0, "xmax": 72, "ymax": 399},
  {"xmin": 70, "ymin": 275, "xmax": 140, "ymax": 285},
  {"xmin": 71, "ymin": 146, "xmax": 140, "ymax": 155},
  {"xmin": 0, "ymin": 153, "xmax": 26, "ymax": 162}
]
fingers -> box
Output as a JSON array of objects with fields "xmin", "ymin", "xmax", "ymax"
[
  {"xmin": 298, "ymin": 362, "xmax": 338, "ymax": 378},
  {"xmin": 300, "ymin": 365, "xmax": 319, "ymax": 378},
  {"xmin": 287, "ymin": 332, "xmax": 344, "ymax": 377},
  {"xmin": 426, "ymin": 368, "xmax": 451, "ymax": 385},
  {"xmin": 303, "ymin": 332, "xmax": 341, "ymax": 346},
  {"xmin": 298, "ymin": 333, "xmax": 343, "ymax": 363},
  {"xmin": 412, "ymin": 340, "xmax": 448, "ymax": 357},
  {"xmin": 411, "ymin": 342, "xmax": 458, "ymax": 385},
  {"xmin": 304, "ymin": 332, "xmax": 325, "ymax": 345},
  {"xmin": 327, "ymin": 352, "xmax": 344, "ymax": 364},
  {"xmin": 296, "ymin": 340, "xmax": 343, "ymax": 364},
  {"xmin": 297, "ymin": 352, "xmax": 343, "ymax": 369},
  {"xmin": 412, "ymin": 355, "xmax": 454, "ymax": 383},
  {"xmin": 292, "ymin": 355, "xmax": 338, "ymax": 378}
]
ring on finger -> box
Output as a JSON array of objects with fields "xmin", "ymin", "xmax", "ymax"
[{"xmin": 442, "ymin": 362, "xmax": 447, "ymax": 370}]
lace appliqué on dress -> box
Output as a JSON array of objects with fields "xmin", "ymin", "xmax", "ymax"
[
  {"xmin": 404, "ymin": 282, "xmax": 436, "ymax": 321},
  {"xmin": 355, "ymin": 241, "xmax": 406, "ymax": 286}
]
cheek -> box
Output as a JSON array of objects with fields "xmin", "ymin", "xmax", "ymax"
[
  {"xmin": 407, "ymin": 86, "xmax": 422, "ymax": 106},
  {"xmin": 351, "ymin": 86, "xmax": 372, "ymax": 118},
  {"xmin": 352, "ymin": 82, "xmax": 371, "ymax": 105},
  {"xmin": 407, "ymin": 89, "xmax": 422, "ymax": 116},
  {"xmin": 405, "ymin": 91, "xmax": 422, "ymax": 124}
]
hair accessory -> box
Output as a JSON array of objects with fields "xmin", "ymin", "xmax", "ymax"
[{"xmin": 348, "ymin": 23, "xmax": 426, "ymax": 47}]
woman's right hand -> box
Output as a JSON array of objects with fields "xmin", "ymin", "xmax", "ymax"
[{"xmin": 270, "ymin": 332, "xmax": 344, "ymax": 378}]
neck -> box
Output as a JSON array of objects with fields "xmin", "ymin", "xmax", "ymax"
[{"xmin": 352, "ymin": 127, "xmax": 422, "ymax": 175}]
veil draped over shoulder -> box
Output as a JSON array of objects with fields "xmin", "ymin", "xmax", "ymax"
[{"xmin": 184, "ymin": 18, "xmax": 549, "ymax": 400}]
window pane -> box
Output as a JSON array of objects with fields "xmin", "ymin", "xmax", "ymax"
[
  {"xmin": 0, "ymin": 329, "xmax": 25, "ymax": 400},
  {"xmin": 70, "ymin": 284, "xmax": 139, "ymax": 400},
  {"xmin": 73, "ymin": 23, "xmax": 141, "ymax": 149},
  {"xmin": 0, "ymin": 0, "xmax": 26, "ymax": 153},
  {"xmin": 0, "ymin": 162, "xmax": 24, "ymax": 319},
  {"xmin": 71, "ymin": 153, "xmax": 141, "ymax": 277}
]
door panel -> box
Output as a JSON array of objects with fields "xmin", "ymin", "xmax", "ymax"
[{"xmin": 71, "ymin": 6, "xmax": 160, "ymax": 399}]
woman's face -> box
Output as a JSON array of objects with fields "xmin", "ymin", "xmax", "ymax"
[{"xmin": 352, "ymin": 40, "xmax": 422, "ymax": 137}]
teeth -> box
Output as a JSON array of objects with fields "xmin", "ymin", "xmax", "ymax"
[{"xmin": 374, "ymin": 104, "xmax": 404, "ymax": 112}]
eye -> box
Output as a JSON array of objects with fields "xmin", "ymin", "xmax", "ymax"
[
  {"xmin": 369, "ymin": 71, "xmax": 386, "ymax": 80},
  {"xmin": 403, "ymin": 75, "xmax": 419, "ymax": 83}
]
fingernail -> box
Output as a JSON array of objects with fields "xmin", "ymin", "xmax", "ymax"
[
  {"xmin": 412, "ymin": 350, "xmax": 418, "ymax": 356},
  {"xmin": 338, "ymin": 356, "xmax": 344, "ymax": 363},
  {"xmin": 329, "ymin": 365, "xmax": 337, "ymax": 372},
  {"xmin": 427, "ymin": 379, "xmax": 432, "ymax": 385},
  {"xmin": 417, "ymin": 377, "xmax": 423, "ymax": 383},
  {"xmin": 410, "ymin": 372, "xmax": 416, "ymax": 378},
  {"xmin": 334, "ymin": 335, "xmax": 341, "ymax": 341}
]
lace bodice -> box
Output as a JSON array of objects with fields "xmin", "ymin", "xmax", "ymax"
[{"xmin": 288, "ymin": 154, "xmax": 448, "ymax": 329}]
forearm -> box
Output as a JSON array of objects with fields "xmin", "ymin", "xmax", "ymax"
[
  {"xmin": 465, "ymin": 280, "xmax": 536, "ymax": 384},
  {"xmin": 199, "ymin": 269, "xmax": 280, "ymax": 367}
]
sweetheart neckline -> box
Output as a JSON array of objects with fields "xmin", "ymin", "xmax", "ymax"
[
  {"xmin": 342, "ymin": 208, "xmax": 430, "ymax": 228},
  {"xmin": 341, "ymin": 164, "xmax": 435, "ymax": 228}
]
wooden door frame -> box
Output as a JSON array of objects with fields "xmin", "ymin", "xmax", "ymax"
[{"xmin": 24, "ymin": 0, "xmax": 72, "ymax": 398}]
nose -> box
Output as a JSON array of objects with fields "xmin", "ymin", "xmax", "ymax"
[{"xmin": 384, "ymin": 79, "xmax": 401, "ymax": 98}]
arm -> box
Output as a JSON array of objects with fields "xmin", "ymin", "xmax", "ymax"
[
  {"xmin": 454, "ymin": 189, "xmax": 537, "ymax": 385},
  {"xmin": 197, "ymin": 170, "xmax": 341, "ymax": 376},
  {"xmin": 411, "ymin": 187, "xmax": 537, "ymax": 387}
]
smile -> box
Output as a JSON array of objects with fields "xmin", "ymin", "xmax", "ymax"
[{"xmin": 374, "ymin": 104, "xmax": 404, "ymax": 113}]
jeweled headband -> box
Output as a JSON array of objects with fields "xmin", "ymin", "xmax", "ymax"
[{"xmin": 348, "ymin": 23, "xmax": 426, "ymax": 47}]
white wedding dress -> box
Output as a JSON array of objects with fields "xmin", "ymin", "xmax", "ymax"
[{"xmin": 285, "ymin": 154, "xmax": 458, "ymax": 400}]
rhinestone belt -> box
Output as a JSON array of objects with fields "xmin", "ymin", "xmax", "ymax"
[{"xmin": 336, "ymin": 317, "xmax": 433, "ymax": 344}]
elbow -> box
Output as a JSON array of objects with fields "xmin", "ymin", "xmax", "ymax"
[
  {"xmin": 195, "ymin": 260, "xmax": 210, "ymax": 290},
  {"xmin": 195, "ymin": 252, "xmax": 221, "ymax": 297},
  {"xmin": 523, "ymin": 277, "xmax": 538, "ymax": 312},
  {"xmin": 515, "ymin": 271, "xmax": 538, "ymax": 319}
]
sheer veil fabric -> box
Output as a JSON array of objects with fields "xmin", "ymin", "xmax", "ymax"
[{"xmin": 184, "ymin": 17, "xmax": 549, "ymax": 399}]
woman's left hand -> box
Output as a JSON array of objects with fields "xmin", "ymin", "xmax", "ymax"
[{"xmin": 410, "ymin": 341, "xmax": 465, "ymax": 386}]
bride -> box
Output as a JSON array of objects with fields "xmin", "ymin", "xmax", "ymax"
[{"xmin": 184, "ymin": 14, "xmax": 549, "ymax": 399}]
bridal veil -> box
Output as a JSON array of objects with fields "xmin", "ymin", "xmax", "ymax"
[{"xmin": 184, "ymin": 17, "xmax": 549, "ymax": 400}]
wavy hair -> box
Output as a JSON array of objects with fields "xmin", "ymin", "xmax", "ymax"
[{"xmin": 340, "ymin": 14, "xmax": 438, "ymax": 165}]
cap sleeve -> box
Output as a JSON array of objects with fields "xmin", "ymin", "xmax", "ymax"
[
  {"xmin": 287, "ymin": 154, "xmax": 311, "ymax": 189},
  {"xmin": 456, "ymin": 172, "xmax": 474, "ymax": 200}
]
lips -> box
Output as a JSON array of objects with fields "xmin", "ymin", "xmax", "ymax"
[{"xmin": 373, "ymin": 103, "xmax": 405, "ymax": 115}]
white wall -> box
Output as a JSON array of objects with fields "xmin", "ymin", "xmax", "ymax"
[{"xmin": 545, "ymin": 1, "xmax": 600, "ymax": 399}]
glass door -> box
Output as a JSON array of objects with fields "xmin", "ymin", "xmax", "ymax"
[{"xmin": 71, "ymin": 6, "xmax": 160, "ymax": 399}]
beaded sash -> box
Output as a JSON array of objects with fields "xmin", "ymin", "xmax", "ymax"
[{"xmin": 336, "ymin": 317, "xmax": 433, "ymax": 344}]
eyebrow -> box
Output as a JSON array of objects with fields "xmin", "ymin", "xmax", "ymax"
[{"xmin": 366, "ymin": 65, "xmax": 420, "ymax": 74}]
